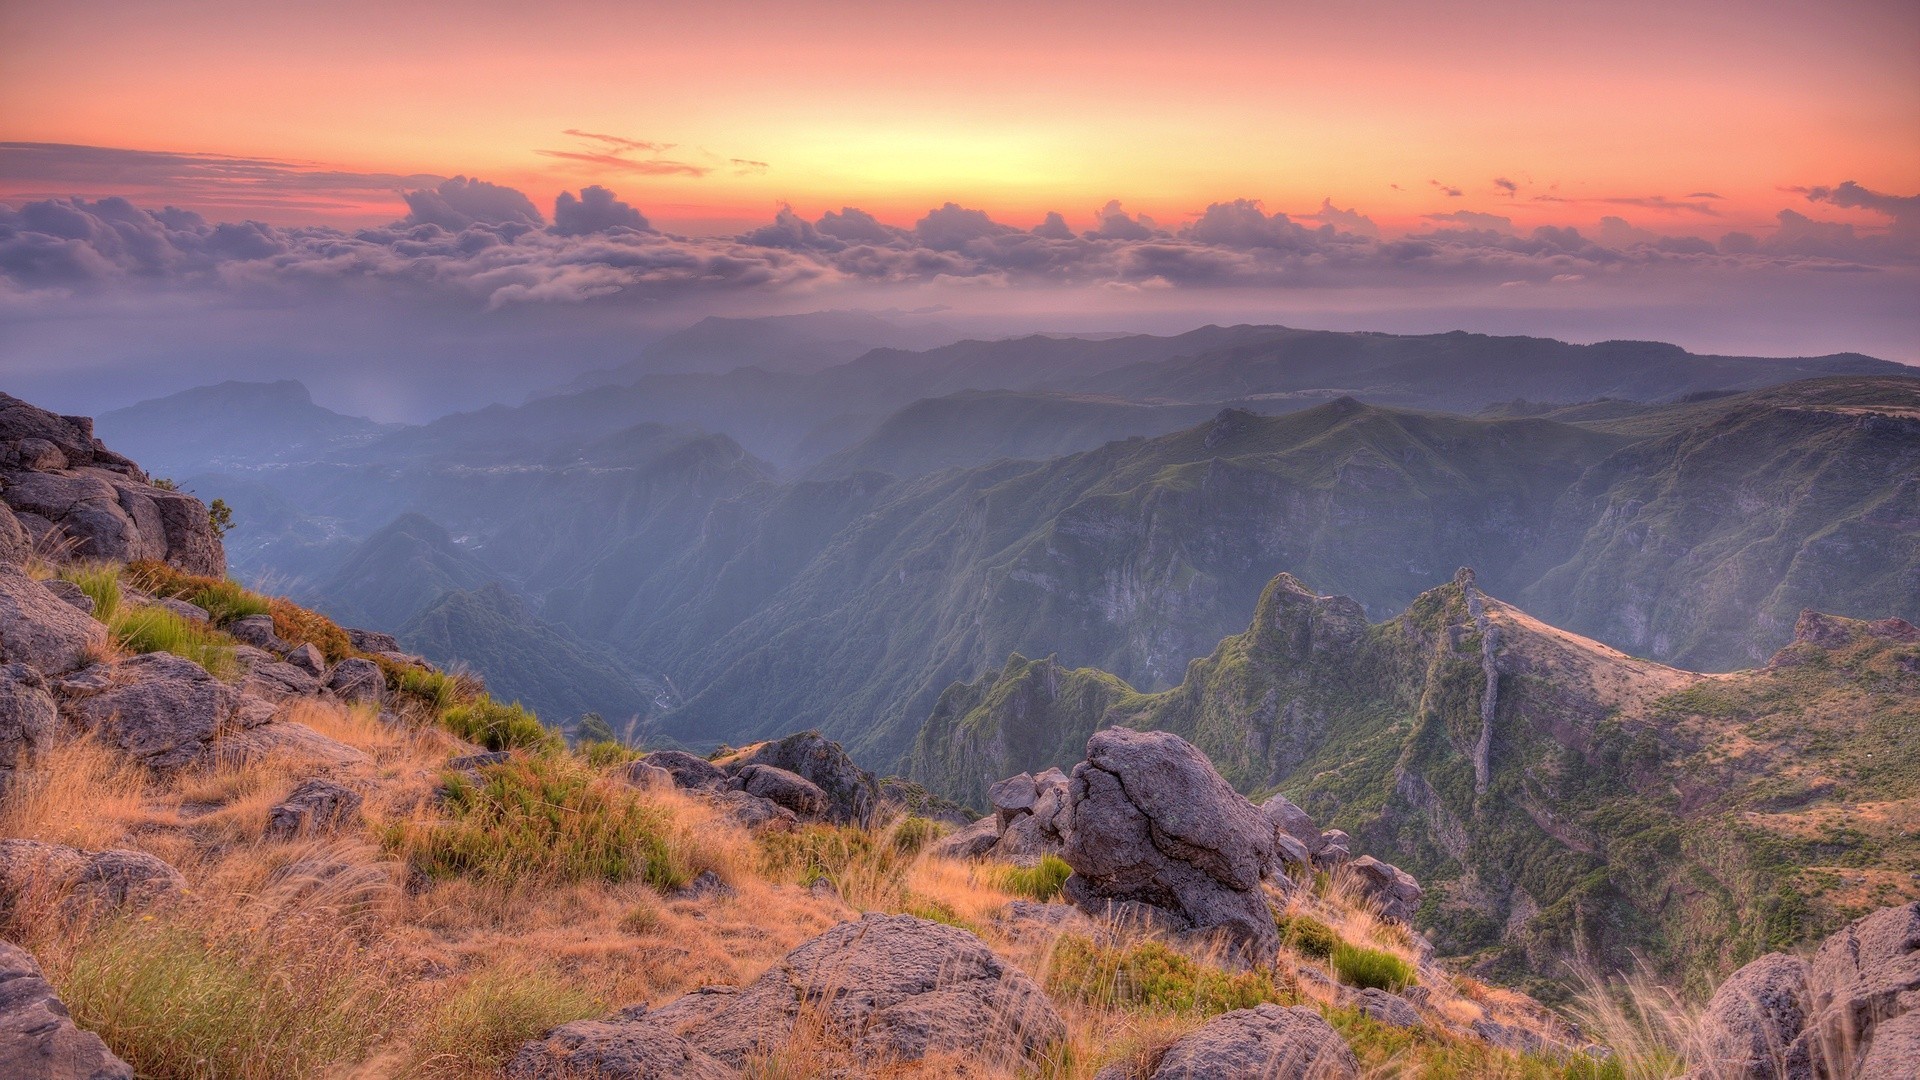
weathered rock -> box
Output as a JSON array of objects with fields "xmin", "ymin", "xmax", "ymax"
[
  {"xmin": 932, "ymin": 815, "xmax": 1001, "ymax": 860},
  {"xmin": 504, "ymin": 1013, "xmax": 735, "ymax": 1080},
  {"xmin": 68, "ymin": 652, "xmax": 277, "ymax": 772},
  {"xmin": 715, "ymin": 731, "xmax": 877, "ymax": 826},
  {"xmin": 0, "ymin": 505, "xmax": 27, "ymax": 567},
  {"xmin": 284, "ymin": 642, "xmax": 325, "ymax": 675},
  {"xmin": 621, "ymin": 761, "xmax": 674, "ymax": 791},
  {"xmin": 345, "ymin": 627, "xmax": 402, "ymax": 654},
  {"xmin": 995, "ymin": 809, "xmax": 1068, "ymax": 867},
  {"xmin": 1314, "ymin": 829, "xmax": 1353, "ymax": 869},
  {"xmin": 1060, "ymin": 727, "xmax": 1280, "ymax": 965},
  {"xmin": 0, "ymin": 940, "xmax": 134, "ymax": 1080},
  {"xmin": 1146, "ymin": 1003, "xmax": 1358, "ymax": 1079},
  {"xmin": 1262, "ymin": 794, "xmax": 1324, "ymax": 855},
  {"xmin": 325, "ymin": 657, "xmax": 385, "ymax": 706},
  {"xmin": 265, "ymin": 778, "xmax": 364, "ymax": 839},
  {"xmin": 1271, "ymin": 831, "xmax": 1312, "ymax": 874},
  {"xmin": 992, "ymin": 899, "xmax": 1110, "ymax": 945},
  {"xmin": 0, "ymin": 839, "xmax": 185, "ymax": 920},
  {"xmin": 38, "ymin": 580, "xmax": 94, "ymax": 617},
  {"xmin": 728, "ymin": 763, "xmax": 828, "ymax": 820},
  {"xmin": 0, "ymin": 664, "xmax": 58, "ymax": 783},
  {"xmin": 642, "ymin": 750, "xmax": 729, "ymax": 791},
  {"xmin": 0, "ymin": 570, "xmax": 107, "ymax": 675},
  {"xmin": 1858, "ymin": 1009, "xmax": 1920, "ymax": 1079},
  {"xmin": 227, "ymin": 614, "xmax": 288, "ymax": 652},
  {"xmin": 711, "ymin": 789, "xmax": 798, "ymax": 830},
  {"xmin": 1686, "ymin": 953, "xmax": 1811, "ymax": 1080},
  {"xmin": 1354, "ymin": 988, "xmax": 1423, "ymax": 1030},
  {"xmin": 510, "ymin": 913, "xmax": 1065, "ymax": 1074},
  {"xmin": 990, "ymin": 772, "xmax": 1039, "ymax": 828},
  {"xmin": 1347, "ymin": 856, "xmax": 1423, "ymax": 924},
  {"xmin": 1471, "ymin": 1018, "xmax": 1548, "ymax": 1056},
  {"xmin": 243, "ymin": 660, "xmax": 323, "ymax": 700},
  {"xmin": 1795, "ymin": 901, "xmax": 1920, "ymax": 1079},
  {"xmin": 669, "ymin": 870, "xmax": 736, "ymax": 902}
]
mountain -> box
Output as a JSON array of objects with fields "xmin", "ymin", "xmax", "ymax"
[
  {"xmin": 907, "ymin": 568, "xmax": 1920, "ymax": 996},
  {"xmin": 95, "ymin": 380, "xmax": 395, "ymax": 476},
  {"xmin": 307, "ymin": 513, "xmax": 499, "ymax": 631},
  {"xmin": 564, "ymin": 310, "xmax": 958, "ymax": 386}
]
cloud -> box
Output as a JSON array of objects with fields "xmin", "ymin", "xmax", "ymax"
[
  {"xmin": 1798, "ymin": 181, "xmax": 1920, "ymax": 239},
  {"xmin": 1494, "ymin": 177, "xmax": 1518, "ymax": 195},
  {"xmin": 1086, "ymin": 200, "xmax": 1157, "ymax": 240},
  {"xmin": 400, "ymin": 177, "xmax": 544, "ymax": 230},
  {"xmin": 0, "ymin": 142, "xmax": 441, "ymax": 218},
  {"xmin": 537, "ymin": 130, "xmax": 715, "ymax": 177},
  {"xmin": 1031, "ymin": 211, "xmax": 1074, "ymax": 240},
  {"xmin": 561, "ymin": 130, "xmax": 672, "ymax": 154},
  {"xmin": 914, "ymin": 202, "xmax": 1016, "ymax": 250},
  {"xmin": 1422, "ymin": 210, "xmax": 1513, "ymax": 233},
  {"xmin": 1309, "ymin": 199, "xmax": 1378, "ymax": 237},
  {"xmin": 1430, "ymin": 180, "xmax": 1464, "ymax": 197},
  {"xmin": 552, "ymin": 185, "xmax": 650, "ymax": 235}
]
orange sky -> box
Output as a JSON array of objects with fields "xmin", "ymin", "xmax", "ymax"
[{"xmin": 2, "ymin": 0, "xmax": 1917, "ymax": 235}]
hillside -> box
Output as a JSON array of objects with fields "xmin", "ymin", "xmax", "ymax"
[
  {"xmin": 95, "ymin": 380, "xmax": 395, "ymax": 476},
  {"xmin": 907, "ymin": 568, "xmax": 1920, "ymax": 996}
]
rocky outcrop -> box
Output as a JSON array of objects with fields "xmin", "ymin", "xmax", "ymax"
[
  {"xmin": 265, "ymin": 778, "xmax": 364, "ymax": 839},
  {"xmin": 639, "ymin": 750, "xmax": 729, "ymax": 792},
  {"xmin": 324, "ymin": 657, "xmax": 384, "ymax": 706},
  {"xmin": 1060, "ymin": 727, "xmax": 1282, "ymax": 965},
  {"xmin": 0, "ymin": 393, "xmax": 223, "ymax": 576},
  {"xmin": 0, "ymin": 664, "xmax": 58, "ymax": 785},
  {"xmin": 509, "ymin": 913, "xmax": 1065, "ymax": 1076},
  {"xmin": 1262, "ymin": 794, "xmax": 1324, "ymax": 857},
  {"xmin": 65, "ymin": 652, "xmax": 278, "ymax": 772},
  {"xmin": 726, "ymin": 764, "xmax": 827, "ymax": 820},
  {"xmin": 1346, "ymin": 856, "xmax": 1424, "ymax": 925},
  {"xmin": 0, "ymin": 839, "xmax": 185, "ymax": 921},
  {"xmin": 0, "ymin": 570, "xmax": 107, "ymax": 676},
  {"xmin": 714, "ymin": 731, "xmax": 878, "ymax": 826},
  {"xmin": 1101, "ymin": 1003, "xmax": 1357, "ymax": 1080},
  {"xmin": 0, "ymin": 940, "xmax": 134, "ymax": 1080},
  {"xmin": 1686, "ymin": 953, "xmax": 1812, "ymax": 1080}
]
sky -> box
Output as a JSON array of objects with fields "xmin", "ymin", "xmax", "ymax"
[{"xmin": 1, "ymin": 0, "xmax": 1916, "ymax": 417}]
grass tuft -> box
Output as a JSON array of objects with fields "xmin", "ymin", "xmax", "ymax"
[
  {"xmin": 406, "ymin": 965, "xmax": 600, "ymax": 1078},
  {"xmin": 1046, "ymin": 935, "xmax": 1285, "ymax": 1016},
  {"xmin": 442, "ymin": 698, "xmax": 563, "ymax": 754},
  {"xmin": 57, "ymin": 563, "xmax": 123, "ymax": 620},
  {"xmin": 1276, "ymin": 911, "xmax": 1340, "ymax": 959},
  {"xmin": 1332, "ymin": 941, "xmax": 1415, "ymax": 992},
  {"xmin": 108, "ymin": 605, "xmax": 238, "ymax": 678},
  {"xmin": 992, "ymin": 855, "xmax": 1072, "ymax": 901}
]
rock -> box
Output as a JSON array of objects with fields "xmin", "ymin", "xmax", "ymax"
[
  {"xmin": 933, "ymin": 815, "xmax": 1001, "ymax": 860},
  {"xmin": 0, "ymin": 839, "xmax": 185, "ymax": 920},
  {"xmin": 1794, "ymin": 901, "xmax": 1920, "ymax": 1079},
  {"xmin": 0, "ymin": 505, "xmax": 27, "ymax": 567},
  {"xmin": 1687, "ymin": 953, "xmax": 1811, "ymax": 1080},
  {"xmin": 715, "ymin": 731, "xmax": 877, "ymax": 826},
  {"xmin": 711, "ymin": 790, "xmax": 798, "ymax": 830},
  {"xmin": 1272, "ymin": 831, "xmax": 1312, "ymax": 873},
  {"xmin": 325, "ymin": 657, "xmax": 385, "ymax": 706},
  {"xmin": 284, "ymin": 642, "xmax": 326, "ymax": 675},
  {"xmin": 0, "ymin": 664, "xmax": 58, "ymax": 784},
  {"xmin": 1858, "ymin": 1009, "xmax": 1920, "ymax": 1079},
  {"xmin": 38, "ymin": 579, "xmax": 94, "ymax": 617},
  {"xmin": 990, "ymin": 772, "xmax": 1039, "ymax": 828},
  {"xmin": 992, "ymin": 899, "xmax": 1109, "ymax": 945},
  {"xmin": 728, "ymin": 763, "xmax": 829, "ymax": 820},
  {"xmin": 227, "ymin": 614, "xmax": 288, "ymax": 652},
  {"xmin": 1347, "ymin": 856, "xmax": 1423, "ymax": 924},
  {"xmin": 345, "ymin": 627, "xmax": 401, "ymax": 654},
  {"xmin": 1060, "ymin": 727, "xmax": 1280, "ymax": 965},
  {"xmin": 149, "ymin": 597, "xmax": 209, "ymax": 624},
  {"xmin": 1146, "ymin": 1003, "xmax": 1358, "ymax": 1079},
  {"xmin": 669, "ymin": 870, "xmax": 735, "ymax": 902},
  {"xmin": 1262, "ymin": 794, "xmax": 1325, "ymax": 855},
  {"xmin": 69, "ymin": 652, "xmax": 278, "ymax": 772},
  {"xmin": 0, "ymin": 570, "xmax": 107, "ymax": 675},
  {"xmin": 243, "ymin": 660, "xmax": 323, "ymax": 701},
  {"xmin": 1354, "ymin": 987, "xmax": 1422, "ymax": 1029},
  {"xmin": 510, "ymin": 913, "xmax": 1064, "ymax": 1073},
  {"xmin": 504, "ymin": 1015, "xmax": 735, "ymax": 1079},
  {"xmin": 994, "ymin": 809, "xmax": 1068, "ymax": 867},
  {"xmin": 641, "ymin": 750, "xmax": 729, "ymax": 792},
  {"xmin": 1471, "ymin": 1018, "xmax": 1547, "ymax": 1056},
  {"xmin": 1314, "ymin": 829, "xmax": 1353, "ymax": 869},
  {"xmin": 219, "ymin": 719, "xmax": 367, "ymax": 768},
  {"xmin": 0, "ymin": 940, "xmax": 134, "ymax": 1080},
  {"xmin": 265, "ymin": 778, "xmax": 364, "ymax": 839},
  {"xmin": 447, "ymin": 750, "xmax": 512, "ymax": 771},
  {"xmin": 621, "ymin": 761, "xmax": 675, "ymax": 791}
]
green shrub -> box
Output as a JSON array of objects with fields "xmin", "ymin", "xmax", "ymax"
[
  {"xmin": 994, "ymin": 855, "xmax": 1072, "ymax": 901},
  {"xmin": 268, "ymin": 597, "xmax": 353, "ymax": 661},
  {"xmin": 1046, "ymin": 935, "xmax": 1284, "ymax": 1015},
  {"xmin": 57, "ymin": 564, "xmax": 122, "ymax": 621},
  {"xmin": 889, "ymin": 815, "xmax": 943, "ymax": 857},
  {"xmin": 387, "ymin": 757, "xmax": 693, "ymax": 887},
  {"xmin": 442, "ymin": 698, "xmax": 563, "ymax": 754},
  {"xmin": 108, "ymin": 605, "xmax": 237, "ymax": 678},
  {"xmin": 581, "ymin": 739, "xmax": 641, "ymax": 768},
  {"xmin": 407, "ymin": 966, "xmax": 599, "ymax": 1077},
  {"xmin": 1276, "ymin": 912, "xmax": 1340, "ymax": 959},
  {"xmin": 1331, "ymin": 942, "xmax": 1415, "ymax": 992},
  {"xmin": 382, "ymin": 662, "xmax": 472, "ymax": 715}
]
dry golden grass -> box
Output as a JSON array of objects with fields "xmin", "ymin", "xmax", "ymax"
[{"xmin": 0, "ymin": 737, "xmax": 163, "ymax": 849}]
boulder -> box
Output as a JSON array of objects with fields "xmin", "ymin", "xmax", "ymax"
[
  {"xmin": 0, "ymin": 505, "xmax": 27, "ymax": 567},
  {"xmin": 0, "ymin": 839, "xmax": 185, "ymax": 920},
  {"xmin": 218, "ymin": 721, "xmax": 366, "ymax": 768},
  {"xmin": 265, "ymin": 778, "xmax": 364, "ymax": 839},
  {"xmin": 715, "ymin": 731, "xmax": 877, "ymax": 826},
  {"xmin": 0, "ymin": 664, "xmax": 58, "ymax": 784},
  {"xmin": 325, "ymin": 657, "xmax": 385, "ymax": 706},
  {"xmin": 641, "ymin": 750, "xmax": 729, "ymax": 792},
  {"xmin": 932, "ymin": 815, "xmax": 1001, "ymax": 861},
  {"xmin": 990, "ymin": 772, "xmax": 1039, "ymax": 828},
  {"xmin": 38, "ymin": 580, "xmax": 94, "ymax": 617},
  {"xmin": 1354, "ymin": 988, "xmax": 1423, "ymax": 1030},
  {"xmin": 227, "ymin": 614, "xmax": 288, "ymax": 653},
  {"xmin": 0, "ymin": 570, "xmax": 107, "ymax": 675},
  {"xmin": 243, "ymin": 660, "xmax": 323, "ymax": 701},
  {"xmin": 621, "ymin": 761, "xmax": 675, "ymax": 791},
  {"xmin": 68, "ymin": 652, "xmax": 277, "ymax": 772},
  {"xmin": 509, "ymin": 913, "xmax": 1064, "ymax": 1074},
  {"xmin": 345, "ymin": 627, "xmax": 402, "ymax": 654},
  {"xmin": 1686, "ymin": 953, "xmax": 1811, "ymax": 1080},
  {"xmin": 1144, "ymin": 1003, "xmax": 1358, "ymax": 1079},
  {"xmin": 1347, "ymin": 856, "xmax": 1423, "ymax": 924},
  {"xmin": 1795, "ymin": 901, "xmax": 1920, "ymax": 1078},
  {"xmin": 1059, "ymin": 727, "xmax": 1281, "ymax": 965},
  {"xmin": 1314, "ymin": 829, "xmax": 1353, "ymax": 869},
  {"xmin": 1262, "ymin": 794, "xmax": 1324, "ymax": 855},
  {"xmin": 0, "ymin": 940, "xmax": 134, "ymax": 1080},
  {"xmin": 727, "ymin": 763, "xmax": 828, "ymax": 820},
  {"xmin": 711, "ymin": 790, "xmax": 797, "ymax": 830},
  {"xmin": 284, "ymin": 642, "xmax": 325, "ymax": 675}
]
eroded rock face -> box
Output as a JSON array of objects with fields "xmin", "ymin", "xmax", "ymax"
[
  {"xmin": 727, "ymin": 763, "xmax": 828, "ymax": 820},
  {"xmin": 0, "ymin": 940, "xmax": 134, "ymax": 1080},
  {"xmin": 67, "ymin": 652, "xmax": 277, "ymax": 772},
  {"xmin": 0, "ymin": 664, "xmax": 58, "ymax": 784},
  {"xmin": 0, "ymin": 570, "xmax": 107, "ymax": 676},
  {"xmin": 641, "ymin": 750, "xmax": 729, "ymax": 792},
  {"xmin": 324, "ymin": 657, "xmax": 384, "ymax": 706},
  {"xmin": 1144, "ymin": 1003, "xmax": 1358, "ymax": 1079},
  {"xmin": 1686, "ymin": 953, "xmax": 1811, "ymax": 1080},
  {"xmin": 716, "ymin": 731, "xmax": 878, "ymax": 826},
  {"xmin": 932, "ymin": 816, "xmax": 1002, "ymax": 861},
  {"xmin": 1060, "ymin": 727, "xmax": 1280, "ymax": 964},
  {"xmin": 509, "ymin": 913, "xmax": 1065, "ymax": 1075},
  {"xmin": 1262, "ymin": 794, "xmax": 1324, "ymax": 856},
  {"xmin": 0, "ymin": 839, "xmax": 185, "ymax": 921}
]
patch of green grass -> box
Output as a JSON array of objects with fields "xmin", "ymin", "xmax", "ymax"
[
  {"xmin": 1332, "ymin": 941, "xmax": 1415, "ymax": 992},
  {"xmin": 581, "ymin": 739, "xmax": 642, "ymax": 768},
  {"xmin": 442, "ymin": 698, "xmax": 564, "ymax": 754},
  {"xmin": 386, "ymin": 757, "xmax": 694, "ymax": 887},
  {"xmin": 407, "ymin": 966, "xmax": 600, "ymax": 1078},
  {"xmin": 267, "ymin": 597, "xmax": 353, "ymax": 662},
  {"xmin": 187, "ymin": 579, "xmax": 271, "ymax": 625},
  {"xmin": 1326, "ymin": 1006, "xmax": 1624, "ymax": 1080},
  {"xmin": 903, "ymin": 895, "xmax": 978, "ymax": 932},
  {"xmin": 108, "ymin": 605, "xmax": 237, "ymax": 679},
  {"xmin": 1275, "ymin": 911, "xmax": 1340, "ymax": 959},
  {"xmin": 57, "ymin": 563, "xmax": 122, "ymax": 621},
  {"xmin": 993, "ymin": 855, "xmax": 1072, "ymax": 901},
  {"xmin": 1045, "ymin": 935, "xmax": 1285, "ymax": 1016}
]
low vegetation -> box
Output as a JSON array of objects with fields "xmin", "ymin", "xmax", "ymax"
[
  {"xmin": 1045, "ymin": 935, "xmax": 1286, "ymax": 1016},
  {"xmin": 441, "ymin": 698, "xmax": 564, "ymax": 754},
  {"xmin": 992, "ymin": 854, "xmax": 1072, "ymax": 900},
  {"xmin": 107, "ymin": 604, "xmax": 239, "ymax": 678},
  {"xmin": 1332, "ymin": 941, "xmax": 1417, "ymax": 992}
]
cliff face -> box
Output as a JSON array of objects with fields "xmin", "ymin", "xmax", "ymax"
[
  {"xmin": 0, "ymin": 393, "xmax": 224, "ymax": 576},
  {"xmin": 905, "ymin": 567, "xmax": 1920, "ymax": 997}
]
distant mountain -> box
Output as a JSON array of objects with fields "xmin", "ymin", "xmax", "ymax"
[
  {"xmin": 308, "ymin": 513, "xmax": 498, "ymax": 631},
  {"xmin": 907, "ymin": 568, "xmax": 1920, "ymax": 996},
  {"xmin": 565, "ymin": 310, "xmax": 958, "ymax": 386},
  {"xmin": 96, "ymin": 380, "xmax": 395, "ymax": 476}
]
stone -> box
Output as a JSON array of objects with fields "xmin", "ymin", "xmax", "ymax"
[
  {"xmin": 345, "ymin": 627, "xmax": 402, "ymax": 654},
  {"xmin": 641, "ymin": 750, "xmax": 729, "ymax": 791},
  {"xmin": 1794, "ymin": 901, "xmax": 1920, "ymax": 1079},
  {"xmin": 0, "ymin": 664, "xmax": 58, "ymax": 783},
  {"xmin": 712, "ymin": 789, "xmax": 798, "ymax": 830},
  {"xmin": 670, "ymin": 870, "xmax": 735, "ymax": 902},
  {"xmin": 504, "ymin": 1016, "xmax": 735, "ymax": 1079},
  {"xmin": 243, "ymin": 660, "xmax": 323, "ymax": 701},
  {"xmin": 728, "ymin": 763, "xmax": 829, "ymax": 820},
  {"xmin": 1687, "ymin": 953, "xmax": 1811, "ymax": 1080},
  {"xmin": 621, "ymin": 761, "xmax": 674, "ymax": 791},
  {"xmin": 932, "ymin": 816, "xmax": 1001, "ymax": 860},
  {"xmin": 284, "ymin": 642, "xmax": 326, "ymax": 675},
  {"xmin": 715, "ymin": 731, "xmax": 877, "ymax": 826},
  {"xmin": 990, "ymin": 772, "xmax": 1039, "ymax": 828},
  {"xmin": 227, "ymin": 614, "xmax": 288, "ymax": 652},
  {"xmin": 0, "ymin": 940, "xmax": 134, "ymax": 1080},
  {"xmin": 1314, "ymin": 829, "xmax": 1353, "ymax": 869},
  {"xmin": 994, "ymin": 809, "xmax": 1068, "ymax": 867},
  {"xmin": 1354, "ymin": 988, "xmax": 1422, "ymax": 1030},
  {"xmin": 0, "ymin": 569, "xmax": 107, "ymax": 675},
  {"xmin": 69, "ymin": 652, "xmax": 278, "ymax": 772},
  {"xmin": 0, "ymin": 839, "xmax": 185, "ymax": 921},
  {"xmin": 1262, "ymin": 793, "xmax": 1324, "ymax": 855},
  {"xmin": 38, "ymin": 579, "xmax": 94, "ymax": 617},
  {"xmin": 1858, "ymin": 1009, "xmax": 1920, "ymax": 1079},
  {"xmin": 0, "ymin": 505, "xmax": 27, "ymax": 567},
  {"xmin": 1146, "ymin": 1003, "xmax": 1358, "ymax": 1079},
  {"xmin": 448, "ymin": 750, "xmax": 512, "ymax": 771},
  {"xmin": 325, "ymin": 657, "xmax": 385, "ymax": 706},
  {"xmin": 1060, "ymin": 727, "xmax": 1280, "ymax": 965},
  {"xmin": 218, "ymin": 720, "xmax": 366, "ymax": 768},
  {"xmin": 1347, "ymin": 856, "xmax": 1423, "ymax": 924},
  {"xmin": 265, "ymin": 778, "xmax": 364, "ymax": 839}
]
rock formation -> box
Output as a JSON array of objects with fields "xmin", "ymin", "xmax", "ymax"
[{"xmin": 0, "ymin": 940, "xmax": 134, "ymax": 1080}]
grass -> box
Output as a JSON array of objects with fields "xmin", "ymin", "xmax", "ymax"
[
  {"xmin": 1276, "ymin": 911, "xmax": 1340, "ymax": 959},
  {"xmin": 993, "ymin": 854, "xmax": 1072, "ymax": 901},
  {"xmin": 757, "ymin": 821, "xmax": 927, "ymax": 909},
  {"xmin": 1045, "ymin": 935, "xmax": 1286, "ymax": 1016},
  {"xmin": 57, "ymin": 563, "xmax": 123, "ymax": 620},
  {"xmin": 124, "ymin": 559, "xmax": 270, "ymax": 626},
  {"xmin": 268, "ymin": 597, "xmax": 352, "ymax": 661},
  {"xmin": 406, "ymin": 965, "xmax": 601, "ymax": 1078},
  {"xmin": 441, "ymin": 698, "xmax": 563, "ymax": 754},
  {"xmin": 384, "ymin": 756, "xmax": 699, "ymax": 888},
  {"xmin": 107, "ymin": 605, "xmax": 238, "ymax": 679},
  {"xmin": 1332, "ymin": 941, "xmax": 1416, "ymax": 992}
]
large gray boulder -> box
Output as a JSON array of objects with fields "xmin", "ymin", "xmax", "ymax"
[
  {"xmin": 509, "ymin": 913, "xmax": 1065, "ymax": 1074},
  {"xmin": 727, "ymin": 763, "xmax": 828, "ymax": 821},
  {"xmin": 1346, "ymin": 856, "xmax": 1423, "ymax": 924},
  {"xmin": 1261, "ymin": 794, "xmax": 1324, "ymax": 856},
  {"xmin": 1686, "ymin": 953, "xmax": 1812, "ymax": 1079},
  {"xmin": 0, "ymin": 839, "xmax": 185, "ymax": 921},
  {"xmin": 640, "ymin": 750, "xmax": 729, "ymax": 792},
  {"xmin": 324, "ymin": 657, "xmax": 384, "ymax": 706},
  {"xmin": 265, "ymin": 778, "xmax": 364, "ymax": 839},
  {"xmin": 0, "ymin": 570, "xmax": 107, "ymax": 675},
  {"xmin": 0, "ymin": 664, "xmax": 58, "ymax": 784},
  {"xmin": 990, "ymin": 772, "xmax": 1040, "ymax": 828},
  {"xmin": 1797, "ymin": 901, "xmax": 1920, "ymax": 1078},
  {"xmin": 226, "ymin": 614, "xmax": 288, "ymax": 653},
  {"xmin": 67, "ymin": 652, "xmax": 277, "ymax": 772},
  {"xmin": 0, "ymin": 940, "xmax": 134, "ymax": 1080},
  {"xmin": 715, "ymin": 731, "xmax": 877, "ymax": 826},
  {"xmin": 1131, "ymin": 1003, "xmax": 1358, "ymax": 1079},
  {"xmin": 1060, "ymin": 727, "xmax": 1281, "ymax": 965},
  {"xmin": 932, "ymin": 815, "xmax": 1001, "ymax": 860},
  {"xmin": 0, "ymin": 504, "xmax": 28, "ymax": 567}
]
